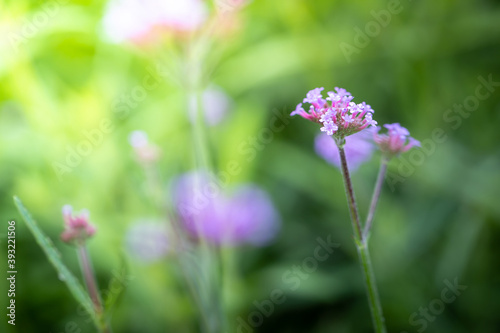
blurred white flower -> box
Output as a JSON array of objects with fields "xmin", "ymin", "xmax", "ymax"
[
  {"xmin": 102, "ymin": 0, "xmax": 208, "ymax": 43},
  {"xmin": 128, "ymin": 130, "xmax": 149, "ymax": 148},
  {"xmin": 125, "ymin": 220, "xmax": 171, "ymax": 262}
]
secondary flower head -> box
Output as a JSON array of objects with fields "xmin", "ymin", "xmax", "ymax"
[
  {"xmin": 315, "ymin": 128, "xmax": 376, "ymax": 171},
  {"xmin": 61, "ymin": 205, "xmax": 96, "ymax": 244},
  {"xmin": 374, "ymin": 123, "xmax": 421, "ymax": 157},
  {"xmin": 172, "ymin": 171, "xmax": 280, "ymax": 246},
  {"xmin": 291, "ymin": 87, "xmax": 377, "ymax": 142}
]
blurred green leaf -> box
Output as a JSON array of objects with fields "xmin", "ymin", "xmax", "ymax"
[
  {"xmin": 103, "ymin": 256, "xmax": 129, "ymax": 319},
  {"xmin": 13, "ymin": 196, "xmax": 96, "ymax": 322}
]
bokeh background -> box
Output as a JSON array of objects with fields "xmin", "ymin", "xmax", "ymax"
[{"xmin": 1, "ymin": 0, "xmax": 500, "ymax": 332}]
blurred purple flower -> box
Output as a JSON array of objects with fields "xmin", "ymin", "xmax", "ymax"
[
  {"xmin": 315, "ymin": 128, "xmax": 375, "ymax": 171},
  {"xmin": 373, "ymin": 123, "xmax": 420, "ymax": 157},
  {"xmin": 188, "ymin": 85, "xmax": 232, "ymax": 126},
  {"xmin": 125, "ymin": 220, "xmax": 172, "ymax": 262},
  {"xmin": 172, "ymin": 171, "xmax": 280, "ymax": 246},
  {"xmin": 102, "ymin": 0, "xmax": 208, "ymax": 43}
]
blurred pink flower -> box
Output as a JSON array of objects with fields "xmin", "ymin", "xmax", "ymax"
[
  {"xmin": 61, "ymin": 205, "xmax": 96, "ymax": 244},
  {"xmin": 102, "ymin": 0, "xmax": 208, "ymax": 43},
  {"xmin": 315, "ymin": 128, "xmax": 375, "ymax": 171}
]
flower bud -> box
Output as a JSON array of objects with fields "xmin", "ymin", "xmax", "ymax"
[
  {"xmin": 60, "ymin": 205, "xmax": 97, "ymax": 244},
  {"xmin": 374, "ymin": 123, "xmax": 420, "ymax": 157}
]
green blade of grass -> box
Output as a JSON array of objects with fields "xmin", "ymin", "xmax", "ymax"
[{"xmin": 13, "ymin": 196, "xmax": 96, "ymax": 321}]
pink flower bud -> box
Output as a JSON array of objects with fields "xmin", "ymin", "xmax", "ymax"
[
  {"xmin": 374, "ymin": 123, "xmax": 420, "ymax": 157},
  {"xmin": 60, "ymin": 205, "xmax": 97, "ymax": 244}
]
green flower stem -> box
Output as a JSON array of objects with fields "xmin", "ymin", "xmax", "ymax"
[
  {"xmin": 190, "ymin": 88, "xmax": 211, "ymax": 171},
  {"xmin": 357, "ymin": 242, "xmax": 386, "ymax": 333},
  {"xmin": 184, "ymin": 52, "xmax": 225, "ymax": 333},
  {"xmin": 337, "ymin": 146, "xmax": 386, "ymax": 333},
  {"xmin": 188, "ymin": 88, "xmax": 225, "ymax": 333},
  {"xmin": 363, "ymin": 157, "xmax": 388, "ymax": 241},
  {"xmin": 186, "ymin": 47, "xmax": 211, "ymax": 172}
]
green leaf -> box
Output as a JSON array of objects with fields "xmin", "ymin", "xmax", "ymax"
[{"xmin": 13, "ymin": 196, "xmax": 96, "ymax": 321}]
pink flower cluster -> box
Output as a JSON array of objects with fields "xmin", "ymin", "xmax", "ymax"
[
  {"xmin": 373, "ymin": 123, "xmax": 421, "ymax": 157},
  {"xmin": 291, "ymin": 87, "xmax": 377, "ymax": 140},
  {"xmin": 61, "ymin": 205, "xmax": 96, "ymax": 244}
]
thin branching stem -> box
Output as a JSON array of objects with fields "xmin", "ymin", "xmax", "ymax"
[
  {"xmin": 337, "ymin": 145, "xmax": 387, "ymax": 333},
  {"xmin": 363, "ymin": 157, "xmax": 388, "ymax": 241}
]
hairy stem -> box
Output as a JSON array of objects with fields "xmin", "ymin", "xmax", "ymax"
[{"xmin": 338, "ymin": 146, "xmax": 363, "ymax": 242}]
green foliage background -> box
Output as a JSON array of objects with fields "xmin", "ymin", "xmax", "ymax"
[{"xmin": 1, "ymin": 0, "xmax": 499, "ymax": 332}]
